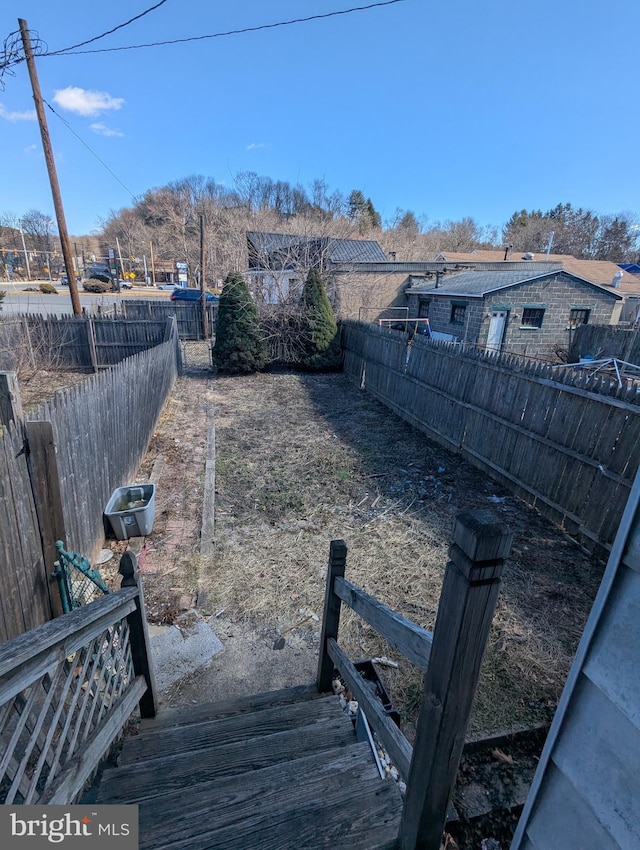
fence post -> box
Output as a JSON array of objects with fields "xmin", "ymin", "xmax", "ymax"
[
  {"xmin": 25, "ymin": 420, "xmax": 66, "ymax": 618},
  {"xmin": 86, "ymin": 317, "xmax": 98, "ymax": 372},
  {"xmin": 165, "ymin": 317, "xmax": 182, "ymax": 375},
  {"xmin": 399, "ymin": 510, "xmax": 513, "ymax": 850},
  {"xmin": 119, "ymin": 550, "xmax": 158, "ymax": 718},
  {"xmin": 0, "ymin": 371, "xmax": 23, "ymax": 429},
  {"xmin": 317, "ymin": 539, "xmax": 348, "ymax": 693}
]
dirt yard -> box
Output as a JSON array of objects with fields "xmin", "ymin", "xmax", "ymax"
[
  {"xmin": 123, "ymin": 367, "xmax": 604, "ymax": 741},
  {"xmin": 19, "ymin": 363, "xmax": 605, "ymax": 740}
]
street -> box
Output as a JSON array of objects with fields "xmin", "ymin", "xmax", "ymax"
[{"xmin": 0, "ymin": 280, "xmax": 167, "ymax": 316}]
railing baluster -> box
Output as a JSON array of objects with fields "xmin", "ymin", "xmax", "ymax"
[
  {"xmin": 119, "ymin": 550, "xmax": 157, "ymax": 718},
  {"xmin": 316, "ymin": 539, "xmax": 347, "ymax": 693}
]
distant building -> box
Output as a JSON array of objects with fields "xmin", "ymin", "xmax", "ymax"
[
  {"xmin": 405, "ymin": 268, "xmax": 623, "ymax": 359},
  {"xmin": 245, "ymin": 231, "xmax": 387, "ymax": 312}
]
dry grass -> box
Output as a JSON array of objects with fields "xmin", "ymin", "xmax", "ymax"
[
  {"xmin": 197, "ymin": 370, "xmax": 604, "ymax": 738},
  {"xmin": 15, "ymin": 370, "xmax": 89, "ymax": 414}
]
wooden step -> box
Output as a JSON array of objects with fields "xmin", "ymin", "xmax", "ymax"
[
  {"xmin": 96, "ymin": 686, "xmax": 403, "ymax": 849},
  {"xmin": 137, "ymin": 742, "xmax": 381, "ymax": 848},
  {"xmin": 140, "ymin": 684, "xmax": 324, "ymax": 733},
  {"xmin": 98, "ymin": 713, "xmax": 355, "ymax": 802},
  {"xmin": 120, "ymin": 694, "xmax": 343, "ymax": 766},
  {"xmin": 142, "ymin": 773, "xmax": 402, "ymax": 850}
]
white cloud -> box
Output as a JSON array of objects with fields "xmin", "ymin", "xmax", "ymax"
[
  {"xmin": 90, "ymin": 123, "xmax": 124, "ymax": 138},
  {"xmin": 52, "ymin": 86, "xmax": 125, "ymax": 117},
  {"xmin": 23, "ymin": 144, "xmax": 38, "ymax": 155},
  {"xmin": 0, "ymin": 103, "xmax": 37, "ymax": 122},
  {"xmin": 246, "ymin": 142, "xmax": 265, "ymax": 150}
]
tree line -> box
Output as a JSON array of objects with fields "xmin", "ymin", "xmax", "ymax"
[
  {"xmin": 98, "ymin": 175, "xmax": 640, "ymax": 283},
  {"xmin": 2, "ymin": 173, "xmax": 639, "ymax": 284}
]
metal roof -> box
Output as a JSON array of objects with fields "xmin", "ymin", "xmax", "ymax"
[
  {"xmin": 407, "ymin": 268, "xmax": 623, "ymax": 299},
  {"xmin": 246, "ymin": 231, "xmax": 387, "ymax": 264},
  {"xmin": 327, "ymin": 239, "xmax": 387, "ymax": 263}
]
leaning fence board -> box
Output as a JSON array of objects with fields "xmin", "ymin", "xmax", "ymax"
[
  {"xmin": 333, "ymin": 577, "xmax": 432, "ymax": 672},
  {"xmin": 0, "ymin": 418, "xmax": 50, "ymax": 640}
]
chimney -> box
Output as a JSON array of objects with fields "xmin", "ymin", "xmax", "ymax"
[
  {"xmin": 503, "ymin": 244, "xmax": 513, "ymax": 261},
  {"xmin": 435, "ymin": 271, "xmax": 441, "ymax": 288},
  {"xmin": 388, "ymin": 251, "xmax": 396, "ymax": 261}
]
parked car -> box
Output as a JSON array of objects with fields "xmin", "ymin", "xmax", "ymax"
[
  {"xmin": 59, "ymin": 274, "xmax": 81, "ymax": 286},
  {"xmin": 170, "ymin": 287, "xmax": 219, "ymax": 302}
]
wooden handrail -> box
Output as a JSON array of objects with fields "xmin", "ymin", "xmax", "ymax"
[
  {"xmin": 0, "ymin": 548, "xmax": 157, "ymax": 805},
  {"xmin": 317, "ymin": 510, "xmax": 513, "ymax": 850},
  {"xmin": 333, "ymin": 577, "xmax": 432, "ymax": 672},
  {"xmin": 0, "ymin": 588, "xmax": 138, "ymax": 680}
]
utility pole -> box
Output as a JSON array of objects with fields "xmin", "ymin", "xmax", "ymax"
[
  {"xmin": 149, "ymin": 241, "xmax": 156, "ymax": 285},
  {"xmin": 199, "ymin": 213, "xmax": 209, "ymax": 340},
  {"xmin": 19, "ymin": 220, "xmax": 31, "ymax": 281},
  {"xmin": 19, "ymin": 18, "xmax": 82, "ymax": 314},
  {"xmin": 115, "ymin": 236, "xmax": 125, "ymax": 291}
]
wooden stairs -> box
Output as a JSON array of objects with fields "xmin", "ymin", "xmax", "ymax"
[{"xmin": 92, "ymin": 684, "xmax": 404, "ymax": 850}]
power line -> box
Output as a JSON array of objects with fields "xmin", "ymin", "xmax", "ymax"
[
  {"xmin": 49, "ymin": 0, "xmax": 171, "ymax": 55},
  {"xmin": 44, "ymin": 1, "xmax": 408, "ymax": 57},
  {"xmin": 1, "ymin": 1, "xmax": 408, "ymax": 77},
  {"xmin": 44, "ymin": 99, "xmax": 137, "ymax": 199}
]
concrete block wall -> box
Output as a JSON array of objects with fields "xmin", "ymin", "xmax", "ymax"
[{"xmin": 407, "ymin": 274, "xmax": 620, "ymax": 359}]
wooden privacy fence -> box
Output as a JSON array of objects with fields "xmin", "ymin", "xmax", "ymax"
[
  {"xmin": 0, "ymin": 314, "xmax": 176, "ymax": 372},
  {"xmin": 569, "ymin": 322, "xmax": 640, "ymax": 364},
  {"xmin": 0, "ymin": 551, "xmax": 156, "ymax": 805},
  {"xmin": 0, "ymin": 314, "xmax": 177, "ymax": 372},
  {"xmin": 342, "ymin": 321, "xmax": 640, "ymax": 548},
  {"xmin": 0, "ymin": 374, "xmax": 51, "ymax": 641},
  {"xmin": 118, "ymin": 299, "xmax": 217, "ymax": 340},
  {"xmin": 317, "ymin": 511, "xmax": 513, "ymax": 850},
  {"xmin": 0, "ymin": 321, "xmax": 180, "ymax": 643}
]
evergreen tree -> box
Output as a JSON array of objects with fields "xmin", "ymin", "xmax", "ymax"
[
  {"xmin": 212, "ymin": 272, "xmax": 267, "ymax": 374},
  {"xmin": 364, "ymin": 198, "xmax": 382, "ymax": 229},
  {"xmin": 300, "ymin": 268, "xmax": 341, "ymax": 370},
  {"xmin": 347, "ymin": 189, "xmax": 367, "ymax": 221},
  {"xmin": 347, "ymin": 189, "xmax": 381, "ymax": 232}
]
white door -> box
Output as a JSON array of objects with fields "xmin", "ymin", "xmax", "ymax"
[{"xmin": 486, "ymin": 311, "xmax": 507, "ymax": 351}]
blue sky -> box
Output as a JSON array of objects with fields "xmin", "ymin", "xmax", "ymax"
[{"xmin": 1, "ymin": 0, "xmax": 638, "ymax": 236}]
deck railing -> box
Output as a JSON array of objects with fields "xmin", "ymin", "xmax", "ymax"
[
  {"xmin": 317, "ymin": 510, "xmax": 513, "ymax": 850},
  {"xmin": 0, "ymin": 551, "xmax": 155, "ymax": 805}
]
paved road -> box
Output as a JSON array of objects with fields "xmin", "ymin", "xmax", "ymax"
[
  {"xmin": 0, "ymin": 282, "xmax": 167, "ymax": 316},
  {"xmin": 1, "ymin": 291, "xmax": 120, "ymax": 316}
]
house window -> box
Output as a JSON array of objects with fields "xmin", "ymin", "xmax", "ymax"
[
  {"xmin": 418, "ymin": 300, "xmax": 430, "ymax": 318},
  {"xmin": 521, "ymin": 308, "xmax": 545, "ymax": 328},
  {"xmin": 569, "ymin": 308, "xmax": 590, "ymax": 327},
  {"xmin": 450, "ymin": 302, "xmax": 467, "ymax": 325}
]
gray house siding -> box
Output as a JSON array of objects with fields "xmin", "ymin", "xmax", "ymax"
[{"xmin": 512, "ymin": 469, "xmax": 640, "ymax": 850}]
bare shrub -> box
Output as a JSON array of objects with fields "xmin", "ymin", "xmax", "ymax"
[{"xmin": 0, "ymin": 316, "xmax": 81, "ymax": 377}]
